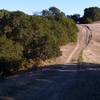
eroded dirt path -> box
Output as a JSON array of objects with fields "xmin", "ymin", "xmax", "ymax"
[
  {"xmin": 42, "ymin": 24, "xmax": 92, "ymax": 65},
  {"xmin": 83, "ymin": 23, "xmax": 100, "ymax": 64},
  {"xmin": 66, "ymin": 24, "xmax": 92, "ymax": 63}
]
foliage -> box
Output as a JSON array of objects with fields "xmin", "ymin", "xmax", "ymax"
[
  {"xmin": 0, "ymin": 7, "xmax": 78, "ymax": 74},
  {"xmin": 80, "ymin": 7, "xmax": 100, "ymax": 23},
  {"xmin": 0, "ymin": 11, "xmax": 33, "ymax": 45},
  {"xmin": 68, "ymin": 14, "xmax": 80, "ymax": 23},
  {"xmin": 0, "ymin": 36, "xmax": 23, "ymax": 74},
  {"xmin": 24, "ymin": 35, "xmax": 61, "ymax": 61},
  {"xmin": 0, "ymin": 9, "xmax": 10, "ymax": 19},
  {"xmin": 42, "ymin": 6, "xmax": 65, "ymax": 20}
]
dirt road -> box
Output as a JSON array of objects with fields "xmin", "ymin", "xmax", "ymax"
[
  {"xmin": 43, "ymin": 24, "xmax": 92, "ymax": 65},
  {"xmin": 66, "ymin": 24, "xmax": 92, "ymax": 63},
  {"xmin": 0, "ymin": 65, "xmax": 100, "ymax": 100},
  {"xmin": 82, "ymin": 23, "xmax": 100, "ymax": 64}
]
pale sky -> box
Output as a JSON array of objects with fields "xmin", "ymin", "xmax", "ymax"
[{"xmin": 0, "ymin": 0, "xmax": 100, "ymax": 15}]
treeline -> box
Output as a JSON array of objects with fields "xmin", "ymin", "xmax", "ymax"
[
  {"xmin": 0, "ymin": 7, "xmax": 78, "ymax": 75},
  {"xmin": 69, "ymin": 7, "xmax": 100, "ymax": 24}
]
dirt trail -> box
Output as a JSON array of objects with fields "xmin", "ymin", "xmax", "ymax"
[
  {"xmin": 42, "ymin": 24, "xmax": 92, "ymax": 65},
  {"xmin": 66, "ymin": 24, "xmax": 92, "ymax": 63},
  {"xmin": 83, "ymin": 23, "xmax": 100, "ymax": 64}
]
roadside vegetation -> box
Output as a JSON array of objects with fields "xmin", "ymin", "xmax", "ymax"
[
  {"xmin": 0, "ymin": 7, "xmax": 78, "ymax": 75},
  {"xmin": 80, "ymin": 7, "xmax": 100, "ymax": 23},
  {"xmin": 69, "ymin": 7, "xmax": 100, "ymax": 24}
]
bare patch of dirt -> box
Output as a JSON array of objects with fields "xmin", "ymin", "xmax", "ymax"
[
  {"xmin": 83, "ymin": 23, "xmax": 100, "ymax": 64},
  {"xmin": 40, "ymin": 43, "xmax": 76, "ymax": 66}
]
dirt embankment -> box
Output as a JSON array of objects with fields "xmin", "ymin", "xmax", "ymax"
[{"xmin": 82, "ymin": 23, "xmax": 100, "ymax": 64}]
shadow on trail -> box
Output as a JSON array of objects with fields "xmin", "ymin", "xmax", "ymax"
[
  {"xmin": 0, "ymin": 63, "xmax": 100, "ymax": 100},
  {"xmin": 40, "ymin": 63, "xmax": 100, "ymax": 70}
]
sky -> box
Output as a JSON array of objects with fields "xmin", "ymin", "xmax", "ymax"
[{"xmin": 0, "ymin": 0, "xmax": 100, "ymax": 16}]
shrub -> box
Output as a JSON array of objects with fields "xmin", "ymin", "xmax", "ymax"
[
  {"xmin": 0, "ymin": 36, "xmax": 23, "ymax": 74},
  {"xmin": 0, "ymin": 7, "xmax": 78, "ymax": 74},
  {"xmin": 24, "ymin": 34, "xmax": 61, "ymax": 63}
]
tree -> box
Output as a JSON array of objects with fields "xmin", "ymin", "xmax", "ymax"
[
  {"xmin": 0, "ymin": 9, "xmax": 10, "ymax": 19},
  {"xmin": 49, "ymin": 7, "xmax": 60, "ymax": 16},
  {"xmin": 69, "ymin": 14, "xmax": 80, "ymax": 23},
  {"xmin": 49, "ymin": 7, "xmax": 65, "ymax": 18},
  {"xmin": 42, "ymin": 7, "xmax": 65, "ymax": 19},
  {"xmin": 42, "ymin": 9, "xmax": 51, "ymax": 16},
  {"xmin": 80, "ymin": 7, "xmax": 100, "ymax": 23}
]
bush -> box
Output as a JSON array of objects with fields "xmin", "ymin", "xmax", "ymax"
[
  {"xmin": 0, "ymin": 59, "xmax": 22, "ymax": 75},
  {"xmin": 24, "ymin": 34, "xmax": 61, "ymax": 62},
  {"xmin": 0, "ymin": 36, "xmax": 23, "ymax": 74},
  {"xmin": 0, "ymin": 7, "xmax": 78, "ymax": 74}
]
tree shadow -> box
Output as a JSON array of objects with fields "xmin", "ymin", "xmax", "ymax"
[
  {"xmin": 0, "ymin": 63, "xmax": 100, "ymax": 100},
  {"xmin": 39, "ymin": 63, "xmax": 100, "ymax": 71}
]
